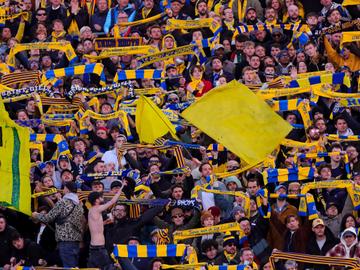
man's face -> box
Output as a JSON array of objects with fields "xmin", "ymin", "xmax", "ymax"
[
  {"xmin": 94, "ymin": 162, "xmax": 106, "ymax": 173},
  {"xmin": 240, "ymin": 220, "xmax": 251, "ymax": 235},
  {"xmin": 320, "ymin": 167, "xmax": 331, "ymax": 180},
  {"xmin": 306, "ymin": 15, "xmax": 318, "ymax": 26},
  {"xmin": 12, "ymin": 238, "xmax": 24, "ymax": 250},
  {"xmin": 113, "ymin": 205, "xmax": 127, "ymax": 219},
  {"xmin": 223, "ymin": 8, "xmax": 233, "ymax": 21},
  {"xmin": 51, "ymin": 0, "xmax": 61, "ymax": 7},
  {"xmin": 144, "ymin": 0, "xmax": 154, "ymax": 9},
  {"xmin": 224, "ymin": 242, "xmax": 237, "ymax": 254},
  {"xmin": 331, "ymin": 33, "xmax": 341, "ymax": 46},
  {"xmin": 347, "ymin": 146, "xmax": 359, "ymax": 161},
  {"xmin": 247, "ymin": 181, "xmax": 259, "ymax": 196},
  {"xmin": 211, "ymin": 59, "xmax": 223, "ymax": 71},
  {"xmin": 172, "ymin": 211, "xmax": 185, "ymax": 226},
  {"xmin": 288, "ymin": 5, "xmax": 299, "ymax": 20},
  {"xmin": 329, "ymin": 10, "xmax": 341, "ymax": 24},
  {"xmin": 246, "ymin": 9, "xmax": 257, "ymax": 21},
  {"xmin": 286, "ymin": 114, "xmax": 297, "ymax": 124},
  {"xmin": 312, "ymin": 225, "xmax": 325, "ymax": 237},
  {"xmin": 97, "ymin": 0, "xmax": 108, "ymax": 11},
  {"xmin": 61, "ymin": 171, "xmax": 73, "ymax": 182},
  {"xmin": 335, "ymin": 119, "xmax": 348, "ymax": 133},
  {"xmin": 172, "ymin": 187, "xmax": 183, "ymax": 200},
  {"xmin": 26, "ymin": 100, "xmax": 36, "ymax": 113},
  {"xmin": 243, "ymin": 45, "xmax": 255, "ymax": 57},
  {"xmin": 171, "ymin": 1, "xmax": 182, "ymax": 13},
  {"xmin": 265, "ymin": 8, "xmax": 276, "ymax": 21},
  {"xmin": 0, "ymin": 218, "xmax": 6, "ymax": 232},
  {"xmin": 286, "ymin": 217, "xmax": 299, "ymax": 231},
  {"xmin": 115, "ymin": 136, "xmax": 126, "ymax": 149},
  {"xmin": 83, "ymin": 40, "xmax": 94, "ymax": 54},
  {"xmin": 271, "ymin": 47, "xmax": 281, "ymax": 58},
  {"xmin": 308, "ymin": 128, "xmax": 320, "ymax": 140},
  {"xmin": 320, "ymin": 0, "xmax": 332, "ymax": 6},
  {"xmin": 241, "ymin": 250, "xmax": 254, "ymax": 263},
  {"xmin": 201, "ymin": 164, "xmax": 212, "ymax": 177},
  {"xmin": 326, "ymin": 205, "xmax": 338, "ymax": 218},
  {"xmin": 92, "ymin": 184, "xmax": 103, "ymax": 192},
  {"xmin": 197, "ymin": 2, "xmax": 207, "ymax": 15},
  {"xmin": 250, "ymin": 56, "xmax": 260, "ymax": 69},
  {"xmin": 255, "ymin": 46, "xmax": 265, "ymax": 58}
]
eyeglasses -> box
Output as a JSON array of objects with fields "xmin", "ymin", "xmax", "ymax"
[
  {"xmin": 172, "ymin": 214, "xmax": 184, "ymax": 219},
  {"xmin": 37, "ymin": 13, "xmax": 46, "ymax": 16},
  {"xmin": 226, "ymin": 243, "xmax": 236, "ymax": 247},
  {"xmin": 175, "ymin": 173, "xmax": 183, "ymax": 177}
]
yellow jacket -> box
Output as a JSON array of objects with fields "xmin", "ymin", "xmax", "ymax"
[{"xmin": 324, "ymin": 37, "xmax": 360, "ymax": 72}]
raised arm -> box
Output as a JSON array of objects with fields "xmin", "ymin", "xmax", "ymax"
[{"xmin": 97, "ymin": 182, "xmax": 125, "ymax": 212}]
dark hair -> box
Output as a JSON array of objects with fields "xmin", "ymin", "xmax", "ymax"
[
  {"xmin": 60, "ymin": 169, "xmax": 72, "ymax": 178},
  {"xmin": 330, "ymin": 142, "xmax": 342, "ymax": 151},
  {"xmin": 199, "ymin": 162, "xmax": 212, "ymax": 172},
  {"xmin": 201, "ymin": 239, "xmax": 219, "ymax": 253},
  {"xmin": 317, "ymin": 163, "xmax": 331, "ymax": 174},
  {"xmin": 88, "ymin": 191, "xmax": 103, "ymax": 206},
  {"xmin": 235, "ymin": 34, "xmax": 249, "ymax": 43},
  {"xmin": 150, "ymin": 258, "xmax": 164, "ymax": 268},
  {"xmin": 340, "ymin": 213, "xmax": 359, "ymax": 233},
  {"xmin": 334, "ymin": 115, "xmax": 348, "ymax": 125},
  {"xmin": 285, "ymin": 214, "xmax": 299, "ymax": 225},
  {"xmin": 10, "ymin": 231, "xmax": 22, "ymax": 241},
  {"xmin": 171, "ymin": 184, "xmax": 184, "ymax": 193}
]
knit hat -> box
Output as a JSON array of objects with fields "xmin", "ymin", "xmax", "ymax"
[
  {"xmin": 223, "ymin": 232, "xmax": 236, "ymax": 246},
  {"xmin": 231, "ymin": 205, "xmax": 245, "ymax": 219},
  {"xmin": 223, "ymin": 176, "xmax": 242, "ymax": 188}
]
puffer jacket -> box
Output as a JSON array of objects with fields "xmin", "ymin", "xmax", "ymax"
[{"xmin": 37, "ymin": 193, "xmax": 84, "ymax": 242}]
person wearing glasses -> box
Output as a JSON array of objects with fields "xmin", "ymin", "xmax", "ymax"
[
  {"xmin": 214, "ymin": 233, "xmax": 241, "ymax": 265},
  {"xmin": 153, "ymin": 206, "xmax": 200, "ymax": 243}
]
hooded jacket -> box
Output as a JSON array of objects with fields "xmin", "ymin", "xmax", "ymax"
[{"xmin": 326, "ymin": 227, "xmax": 360, "ymax": 259}]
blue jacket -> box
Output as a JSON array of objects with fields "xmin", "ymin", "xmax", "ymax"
[{"xmin": 103, "ymin": 4, "xmax": 136, "ymax": 34}]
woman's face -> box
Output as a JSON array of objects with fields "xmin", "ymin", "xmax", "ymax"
[
  {"xmin": 164, "ymin": 37, "xmax": 174, "ymax": 49},
  {"xmin": 37, "ymin": 24, "xmax": 46, "ymax": 33},
  {"xmin": 192, "ymin": 67, "xmax": 203, "ymax": 80},
  {"xmin": 223, "ymin": 39, "xmax": 231, "ymax": 51},
  {"xmin": 42, "ymin": 177, "xmax": 54, "ymax": 187},
  {"xmin": 271, "ymin": 0, "xmax": 280, "ymax": 10},
  {"xmin": 285, "ymin": 0, "xmax": 294, "ymax": 7},
  {"xmin": 298, "ymin": 61, "xmax": 307, "ymax": 73},
  {"xmin": 296, "ymin": 52, "xmax": 306, "ymax": 63},
  {"xmin": 346, "ymin": 216, "xmax": 356, "ymax": 228}
]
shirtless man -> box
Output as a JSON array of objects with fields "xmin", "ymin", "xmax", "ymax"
[{"xmin": 87, "ymin": 182, "xmax": 124, "ymax": 269}]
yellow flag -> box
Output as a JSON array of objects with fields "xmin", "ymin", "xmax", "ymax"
[
  {"xmin": 181, "ymin": 80, "xmax": 292, "ymax": 165},
  {"xmin": 136, "ymin": 95, "xmax": 179, "ymax": 143},
  {"xmin": 340, "ymin": 31, "xmax": 360, "ymax": 49},
  {"xmin": 342, "ymin": 0, "xmax": 360, "ymax": 5},
  {"xmin": 0, "ymin": 100, "xmax": 31, "ymax": 215}
]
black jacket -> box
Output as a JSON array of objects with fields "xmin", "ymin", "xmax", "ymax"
[
  {"xmin": 11, "ymin": 239, "xmax": 45, "ymax": 267},
  {"xmin": 105, "ymin": 206, "xmax": 163, "ymax": 252},
  {"xmin": 306, "ymin": 227, "xmax": 339, "ymax": 270},
  {"xmin": 0, "ymin": 225, "xmax": 17, "ymax": 266}
]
